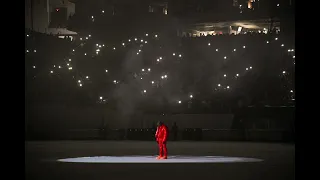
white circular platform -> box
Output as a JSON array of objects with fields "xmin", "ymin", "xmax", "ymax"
[{"xmin": 57, "ymin": 155, "xmax": 263, "ymax": 163}]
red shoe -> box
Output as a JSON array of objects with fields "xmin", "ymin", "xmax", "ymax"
[
  {"xmin": 156, "ymin": 156, "xmax": 162, "ymax": 159},
  {"xmin": 160, "ymin": 156, "xmax": 167, "ymax": 159}
]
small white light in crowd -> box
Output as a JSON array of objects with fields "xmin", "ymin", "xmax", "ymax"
[
  {"xmin": 179, "ymin": 54, "xmax": 182, "ymax": 57},
  {"xmin": 288, "ymin": 49, "xmax": 291, "ymax": 52},
  {"xmin": 190, "ymin": 95, "xmax": 193, "ymax": 98},
  {"xmin": 86, "ymin": 76, "xmax": 89, "ymax": 79},
  {"xmin": 243, "ymin": 46, "xmax": 246, "ymax": 48},
  {"xmin": 137, "ymin": 52, "xmax": 139, "ymax": 55},
  {"xmin": 142, "ymin": 69, "xmax": 145, "ymax": 72},
  {"xmin": 218, "ymin": 84, "xmax": 221, "ymax": 87},
  {"xmin": 290, "ymin": 90, "xmax": 293, "ymax": 93},
  {"xmin": 233, "ymin": 49, "xmax": 236, "ymax": 52},
  {"xmin": 34, "ymin": 50, "xmax": 37, "ymax": 52},
  {"xmin": 281, "ymin": 44, "xmax": 284, "ymax": 47},
  {"xmin": 135, "ymin": 38, "xmax": 137, "ymax": 41},
  {"xmin": 113, "ymin": 47, "xmax": 116, "ymax": 50},
  {"xmin": 73, "ymin": 49, "xmax": 75, "ymax": 52},
  {"xmin": 161, "ymin": 76, "xmax": 164, "ymax": 79},
  {"xmin": 78, "ymin": 80, "xmax": 81, "ymax": 83},
  {"xmin": 224, "ymin": 74, "xmax": 227, "ymax": 77},
  {"xmin": 103, "ymin": 44, "xmax": 105, "ymax": 47},
  {"xmin": 89, "ymin": 35, "xmax": 91, "ymax": 37},
  {"xmin": 151, "ymin": 81, "xmax": 154, "ymax": 84},
  {"xmin": 141, "ymin": 39, "xmax": 143, "ymax": 42},
  {"xmin": 100, "ymin": 96, "xmax": 103, "ymax": 100},
  {"xmin": 140, "ymin": 77, "xmax": 143, "ymax": 80},
  {"xmin": 208, "ymin": 43, "xmax": 211, "ymax": 46},
  {"xmin": 113, "ymin": 80, "xmax": 117, "ymax": 83},
  {"xmin": 216, "ymin": 49, "xmax": 218, "ymax": 52},
  {"xmin": 69, "ymin": 67, "xmax": 72, "ymax": 70},
  {"xmin": 250, "ymin": 66, "xmax": 252, "ymax": 69},
  {"xmin": 224, "ymin": 56, "xmax": 227, "ymax": 59},
  {"xmin": 79, "ymin": 84, "xmax": 82, "ymax": 87},
  {"xmin": 96, "ymin": 52, "xmax": 99, "ymax": 55},
  {"xmin": 102, "ymin": 10, "xmax": 104, "ymax": 13},
  {"xmin": 122, "ymin": 43, "xmax": 125, "ymax": 46},
  {"xmin": 84, "ymin": 53, "xmax": 87, "ymax": 56},
  {"xmin": 146, "ymin": 34, "xmax": 148, "ymax": 36},
  {"xmin": 145, "ymin": 41, "xmax": 148, "ymax": 44},
  {"xmin": 246, "ymin": 68, "xmax": 249, "ymax": 71},
  {"xmin": 33, "ymin": 66, "xmax": 36, "ymax": 69},
  {"xmin": 157, "ymin": 59, "xmax": 160, "ymax": 62},
  {"xmin": 160, "ymin": 57, "xmax": 162, "ymax": 60},
  {"xmin": 26, "ymin": 50, "xmax": 29, "ymax": 53},
  {"xmin": 227, "ymin": 86, "xmax": 230, "ymax": 89},
  {"xmin": 164, "ymin": 75, "xmax": 167, "ymax": 78},
  {"xmin": 59, "ymin": 66, "xmax": 61, "ymax": 68},
  {"xmin": 277, "ymin": 4, "xmax": 279, "ymax": 7},
  {"xmin": 155, "ymin": 35, "xmax": 158, "ymax": 38},
  {"xmin": 275, "ymin": 38, "xmax": 278, "ymax": 40},
  {"xmin": 293, "ymin": 56, "xmax": 295, "ymax": 58},
  {"xmin": 53, "ymin": 65, "xmax": 56, "ymax": 68},
  {"xmin": 178, "ymin": 101, "xmax": 181, "ymax": 104},
  {"xmin": 143, "ymin": 90, "xmax": 147, "ymax": 93},
  {"xmin": 80, "ymin": 38, "xmax": 82, "ymax": 40},
  {"xmin": 99, "ymin": 45, "xmax": 102, "ymax": 48},
  {"xmin": 291, "ymin": 49, "xmax": 294, "ymax": 52},
  {"xmin": 173, "ymin": 53, "xmax": 176, "ymax": 56},
  {"xmin": 283, "ymin": 71, "xmax": 286, "ymax": 74},
  {"xmin": 139, "ymin": 49, "xmax": 141, "ymax": 52},
  {"xmin": 128, "ymin": 39, "xmax": 131, "ymax": 42},
  {"xmin": 148, "ymin": 68, "xmax": 151, "ymax": 71},
  {"xmin": 86, "ymin": 37, "xmax": 88, "ymax": 40},
  {"xmin": 69, "ymin": 59, "xmax": 72, "ymax": 61},
  {"xmin": 266, "ymin": 41, "xmax": 269, "ymax": 44},
  {"xmin": 67, "ymin": 63, "xmax": 70, "ymax": 66},
  {"xmin": 91, "ymin": 16, "xmax": 94, "ymax": 19},
  {"xmin": 105, "ymin": 69, "xmax": 108, "ymax": 73},
  {"xmin": 27, "ymin": 34, "xmax": 29, "ymax": 37},
  {"xmin": 50, "ymin": 71, "xmax": 53, "ymax": 74},
  {"xmin": 96, "ymin": 49, "xmax": 100, "ymax": 52},
  {"xmin": 236, "ymin": 74, "xmax": 239, "ymax": 77}
]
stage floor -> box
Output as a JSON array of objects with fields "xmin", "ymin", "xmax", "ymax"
[{"xmin": 25, "ymin": 141, "xmax": 294, "ymax": 180}]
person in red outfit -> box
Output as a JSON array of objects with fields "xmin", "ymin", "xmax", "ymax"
[{"xmin": 155, "ymin": 121, "xmax": 169, "ymax": 159}]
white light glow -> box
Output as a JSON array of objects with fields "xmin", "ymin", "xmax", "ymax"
[
  {"xmin": 86, "ymin": 76, "xmax": 89, "ymax": 79},
  {"xmin": 208, "ymin": 43, "xmax": 211, "ymax": 46},
  {"xmin": 190, "ymin": 95, "xmax": 193, "ymax": 98},
  {"xmin": 178, "ymin": 101, "xmax": 181, "ymax": 104},
  {"xmin": 148, "ymin": 68, "xmax": 151, "ymax": 71},
  {"xmin": 224, "ymin": 74, "xmax": 227, "ymax": 77},
  {"xmin": 243, "ymin": 46, "xmax": 246, "ymax": 48},
  {"xmin": 216, "ymin": 49, "xmax": 218, "ymax": 52},
  {"xmin": 100, "ymin": 96, "xmax": 103, "ymax": 100},
  {"xmin": 218, "ymin": 84, "xmax": 221, "ymax": 87}
]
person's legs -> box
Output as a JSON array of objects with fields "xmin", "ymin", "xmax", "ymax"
[
  {"xmin": 161, "ymin": 142, "xmax": 167, "ymax": 159},
  {"xmin": 157, "ymin": 142, "xmax": 163, "ymax": 159}
]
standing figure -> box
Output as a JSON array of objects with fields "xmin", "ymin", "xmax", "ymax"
[{"xmin": 155, "ymin": 121, "xmax": 168, "ymax": 159}]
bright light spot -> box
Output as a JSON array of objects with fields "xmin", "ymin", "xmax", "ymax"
[
  {"xmin": 224, "ymin": 74, "xmax": 227, "ymax": 77},
  {"xmin": 208, "ymin": 43, "xmax": 211, "ymax": 46},
  {"xmin": 288, "ymin": 49, "xmax": 291, "ymax": 52},
  {"xmin": 34, "ymin": 50, "xmax": 37, "ymax": 52},
  {"xmin": 26, "ymin": 50, "xmax": 29, "ymax": 53},
  {"xmin": 91, "ymin": 16, "xmax": 94, "ymax": 19},
  {"xmin": 105, "ymin": 69, "xmax": 108, "ymax": 73},
  {"xmin": 277, "ymin": 4, "xmax": 279, "ymax": 7},
  {"xmin": 275, "ymin": 38, "xmax": 278, "ymax": 40},
  {"xmin": 96, "ymin": 52, "xmax": 99, "ymax": 55},
  {"xmin": 128, "ymin": 39, "xmax": 131, "ymax": 42},
  {"xmin": 291, "ymin": 49, "xmax": 294, "ymax": 52},
  {"xmin": 135, "ymin": 38, "xmax": 137, "ymax": 41},
  {"xmin": 140, "ymin": 77, "xmax": 143, "ymax": 80},
  {"xmin": 79, "ymin": 84, "xmax": 82, "ymax": 87},
  {"xmin": 224, "ymin": 56, "xmax": 227, "ymax": 59},
  {"xmin": 27, "ymin": 34, "xmax": 29, "ymax": 37},
  {"xmin": 113, "ymin": 47, "xmax": 116, "ymax": 50},
  {"xmin": 155, "ymin": 35, "xmax": 158, "ymax": 38},
  {"xmin": 216, "ymin": 49, "xmax": 218, "ymax": 52},
  {"xmin": 50, "ymin": 71, "xmax": 53, "ymax": 74},
  {"xmin": 243, "ymin": 46, "xmax": 246, "ymax": 48},
  {"xmin": 73, "ymin": 49, "xmax": 75, "ymax": 52},
  {"xmin": 233, "ymin": 49, "xmax": 236, "ymax": 52},
  {"xmin": 69, "ymin": 67, "xmax": 73, "ymax": 70},
  {"xmin": 148, "ymin": 68, "xmax": 151, "ymax": 71},
  {"xmin": 293, "ymin": 56, "xmax": 295, "ymax": 58},
  {"xmin": 53, "ymin": 65, "xmax": 56, "ymax": 68},
  {"xmin": 218, "ymin": 84, "xmax": 221, "ymax": 87},
  {"xmin": 151, "ymin": 81, "xmax": 154, "ymax": 84},
  {"xmin": 250, "ymin": 66, "xmax": 252, "ymax": 69},
  {"xmin": 227, "ymin": 86, "xmax": 230, "ymax": 89},
  {"xmin": 122, "ymin": 43, "xmax": 125, "ymax": 46},
  {"xmin": 246, "ymin": 68, "xmax": 249, "ymax": 71},
  {"xmin": 236, "ymin": 74, "xmax": 239, "ymax": 76},
  {"xmin": 67, "ymin": 63, "xmax": 70, "ymax": 66},
  {"xmin": 84, "ymin": 53, "xmax": 87, "ymax": 56},
  {"xmin": 102, "ymin": 10, "xmax": 104, "ymax": 13},
  {"xmin": 33, "ymin": 66, "xmax": 36, "ymax": 69},
  {"xmin": 80, "ymin": 38, "xmax": 82, "ymax": 41},
  {"xmin": 190, "ymin": 95, "xmax": 193, "ymax": 98},
  {"xmin": 146, "ymin": 34, "xmax": 148, "ymax": 36},
  {"xmin": 86, "ymin": 37, "xmax": 88, "ymax": 40},
  {"xmin": 100, "ymin": 96, "xmax": 103, "ymax": 100},
  {"xmin": 266, "ymin": 41, "xmax": 269, "ymax": 44},
  {"xmin": 78, "ymin": 80, "xmax": 81, "ymax": 83},
  {"xmin": 164, "ymin": 75, "xmax": 167, "ymax": 78},
  {"xmin": 143, "ymin": 90, "xmax": 147, "ymax": 93},
  {"xmin": 141, "ymin": 39, "xmax": 143, "ymax": 42},
  {"xmin": 145, "ymin": 41, "xmax": 148, "ymax": 44},
  {"xmin": 179, "ymin": 54, "xmax": 182, "ymax": 57},
  {"xmin": 69, "ymin": 59, "xmax": 72, "ymax": 61},
  {"xmin": 281, "ymin": 44, "xmax": 284, "ymax": 47},
  {"xmin": 139, "ymin": 49, "xmax": 141, "ymax": 52},
  {"xmin": 157, "ymin": 59, "xmax": 160, "ymax": 62},
  {"xmin": 96, "ymin": 49, "xmax": 100, "ymax": 52},
  {"xmin": 161, "ymin": 76, "xmax": 164, "ymax": 79},
  {"xmin": 142, "ymin": 69, "xmax": 145, "ymax": 72},
  {"xmin": 137, "ymin": 52, "xmax": 139, "ymax": 55},
  {"xmin": 88, "ymin": 35, "xmax": 91, "ymax": 37},
  {"xmin": 173, "ymin": 53, "xmax": 176, "ymax": 56},
  {"xmin": 113, "ymin": 80, "xmax": 116, "ymax": 83},
  {"xmin": 160, "ymin": 57, "xmax": 162, "ymax": 60},
  {"xmin": 290, "ymin": 90, "xmax": 293, "ymax": 93},
  {"xmin": 102, "ymin": 44, "xmax": 105, "ymax": 47},
  {"xmin": 282, "ymin": 71, "xmax": 286, "ymax": 74}
]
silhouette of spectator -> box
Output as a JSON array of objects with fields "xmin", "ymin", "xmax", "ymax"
[{"xmin": 172, "ymin": 122, "xmax": 178, "ymax": 141}]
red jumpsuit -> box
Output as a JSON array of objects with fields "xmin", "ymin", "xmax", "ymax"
[{"xmin": 155, "ymin": 124, "xmax": 168, "ymax": 159}]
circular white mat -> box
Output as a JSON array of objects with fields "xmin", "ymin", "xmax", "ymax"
[{"xmin": 57, "ymin": 155, "xmax": 263, "ymax": 163}]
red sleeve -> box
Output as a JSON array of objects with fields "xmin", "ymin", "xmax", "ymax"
[{"xmin": 155, "ymin": 127, "xmax": 159, "ymax": 138}]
